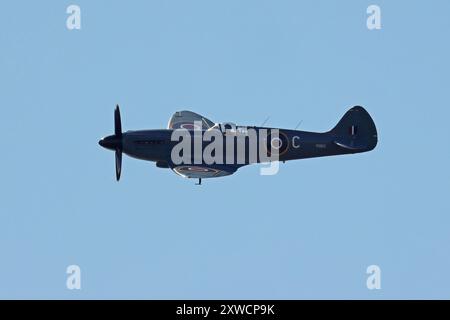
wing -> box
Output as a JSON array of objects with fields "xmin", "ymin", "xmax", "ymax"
[
  {"xmin": 167, "ymin": 111, "xmax": 215, "ymax": 130},
  {"xmin": 171, "ymin": 164, "xmax": 237, "ymax": 179}
]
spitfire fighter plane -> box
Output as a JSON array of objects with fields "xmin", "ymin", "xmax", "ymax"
[{"xmin": 99, "ymin": 106, "xmax": 377, "ymax": 184}]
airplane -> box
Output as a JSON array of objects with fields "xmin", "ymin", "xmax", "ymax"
[{"xmin": 99, "ymin": 105, "xmax": 377, "ymax": 184}]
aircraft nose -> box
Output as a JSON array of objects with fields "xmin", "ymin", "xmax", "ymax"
[
  {"xmin": 98, "ymin": 138, "xmax": 108, "ymax": 148},
  {"xmin": 98, "ymin": 135, "xmax": 121, "ymax": 151}
]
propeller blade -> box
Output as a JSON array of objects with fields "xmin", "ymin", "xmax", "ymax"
[
  {"xmin": 115, "ymin": 149, "xmax": 122, "ymax": 181},
  {"xmin": 115, "ymin": 105, "xmax": 122, "ymax": 137}
]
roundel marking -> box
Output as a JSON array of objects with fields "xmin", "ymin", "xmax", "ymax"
[{"xmin": 265, "ymin": 132, "xmax": 289, "ymax": 156}]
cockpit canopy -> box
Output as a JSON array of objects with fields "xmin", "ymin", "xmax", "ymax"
[
  {"xmin": 167, "ymin": 111, "xmax": 243, "ymax": 134},
  {"xmin": 167, "ymin": 110, "xmax": 215, "ymax": 130}
]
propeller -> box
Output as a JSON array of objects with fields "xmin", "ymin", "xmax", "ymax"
[
  {"xmin": 114, "ymin": 105, "xmax": 123, "ymax": 181},
  {"xmin": 115, "ymin": 105, "xmax": 122, "ymax": 137},
  {"xmin": 98, "ymin": 105, "xmax": 123, "ymax": 181},
  {"xmin": 115, "ymin": 146, "xmax": 122, "ymax": 181}
]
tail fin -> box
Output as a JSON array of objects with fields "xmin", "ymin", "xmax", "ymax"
[{"xmin": 330, "ymin": 106, "xmax": 378, "ymax": 152}]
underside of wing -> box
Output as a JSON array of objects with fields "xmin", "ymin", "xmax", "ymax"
[
  {"xmin": 167, "ymin": 111, "xmax": 215, "ymax": 130},
  {"xmin": 171, "ymin": 165, "xmax": 237, "ymax": 179}
]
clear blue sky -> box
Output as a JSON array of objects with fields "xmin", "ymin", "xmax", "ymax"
[{"xmin": 1, "ymin": 0, "xmax": 449, "ymax": 299}]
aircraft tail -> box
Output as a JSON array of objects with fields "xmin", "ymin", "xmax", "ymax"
[{"xmin": 330, "ymin": 106, "xmax": 378, "ymax": 152}]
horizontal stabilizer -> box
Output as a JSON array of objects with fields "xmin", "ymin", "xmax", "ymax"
[{"xmin": 334, "ymin": 139, "xmax": 368, "ymax": 150}]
